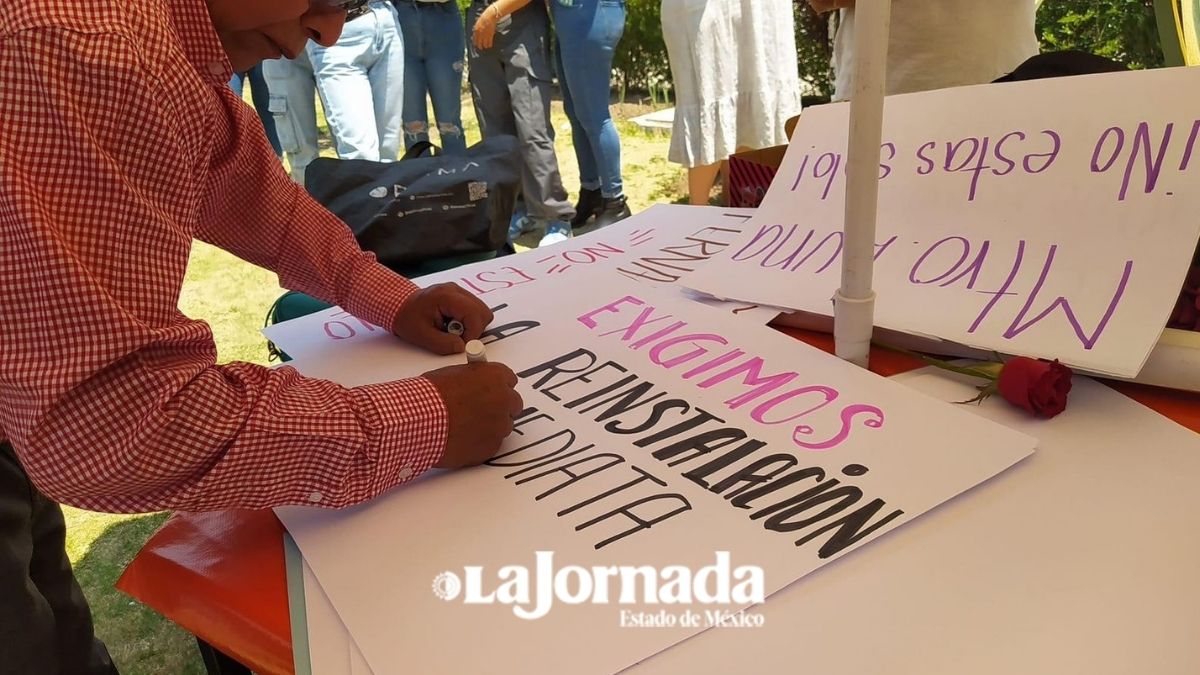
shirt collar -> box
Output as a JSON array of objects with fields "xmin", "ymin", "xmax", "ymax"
[{"xmin": 168, "ymin": 0, "xmax": 234, "ymax": 84}]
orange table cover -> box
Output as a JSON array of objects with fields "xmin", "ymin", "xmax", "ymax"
[{"xmin": 115, "ymin": 330, "xmax": 1200, "ymax": 675}]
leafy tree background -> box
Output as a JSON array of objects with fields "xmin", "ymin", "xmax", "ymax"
[{"xmin": 1037, "ymin": 0, "xmax": 1164, "ymax": 69}]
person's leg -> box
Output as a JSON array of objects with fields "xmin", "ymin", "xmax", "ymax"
[
  {"xmin": 263, "ymin": 53, "xmax": 320, "ymax": 185},
  {"xmin": 246, "ymin": 64, "xmax": 283, "ymax": 157},
  {"xmin": 368, "ymin": 1, "xmax": 405, "ymax": 160},
  {"xmin": 550, "ymin": 5, "xmax": 598, "ymax": 191},
  {"xmin": 309, "ymin": 15, "xmax": 382, "ymax": 160},
  {"xmin": 688, "ymin": 162, "xmax": 722, "ymax": 205},
  {"xmin": 503, "ymin": 5, "xmax": 573, "ymax": 244},
  {"xmin": 423, "ymin": 1, "xmax": 468, "ymax": 154},
  {"xmin": 396, "ymin": 0, "xmax": 433, "ymax": 151},
  {"xmin": 552, "ymin": 0, "xmax": 628, "ymax": 226},
  {"xmin": 553, "ymin": 35, "xmax": 602, "ymax": 227},
  {"xmin": 0, "ymin": 442, "xmax": 116, "ymax": 675}
]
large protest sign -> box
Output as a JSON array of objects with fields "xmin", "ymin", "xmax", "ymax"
[
  {"xmin": 277, "ymin": 277, "xmax": 1035, "ymax": 675},
  {"xmin": 683, "ymin": 68, "xmax": 1200, "ymax": 377},
  {"xmin": 296, "ymin": 372, "xmax": 1200, "ymax": 675},
  {"xmin": 263, "ymin": 205, "xmax": 776, "ymax": 361}
]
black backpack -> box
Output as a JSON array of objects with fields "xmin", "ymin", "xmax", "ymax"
[{"xmin": 304, "ymin": 135, "xmax": 522, "ymax": 270}]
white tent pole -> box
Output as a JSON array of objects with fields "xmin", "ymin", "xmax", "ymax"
[{"xmin": 835, "ymin": 0, "xmax": 892, "ymax": 368}]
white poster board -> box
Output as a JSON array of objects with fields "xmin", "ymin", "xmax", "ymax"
[
  {"xmin": 683, "ymin": 68, "xmax": 1200, "ymax": 377},
  {"xmin": 264, "ymin": 205, "xmax": 776, "ymax": 361},
  {"xmin": 296, "ymin": 373, "xmax": 1200, "ymax": 675},
  {"xmin": 278, "ymin": 277, "xmax": 1035, "ymax": 675}
]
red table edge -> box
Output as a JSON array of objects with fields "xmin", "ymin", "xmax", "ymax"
[{"xmin": 116, "ymin": 329, "xmax": 1200, "ymax": 674}]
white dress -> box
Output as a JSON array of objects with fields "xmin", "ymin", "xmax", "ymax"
[
  {"xmin": 661, "ymin": 0, "xmax": 802, "ymax": 168},
  {"xmin": 833, "ymin": 0, "xmax": 1040, "ymax": 100}
]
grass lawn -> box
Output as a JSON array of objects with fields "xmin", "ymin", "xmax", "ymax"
[{"xmin": 64, "ymin": 91, "xmax": 681, "ymax": 673}]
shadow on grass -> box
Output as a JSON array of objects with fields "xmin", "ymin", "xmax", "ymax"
[{"xmin": 74, "ymin": 512, "xmax": 207, "ymax": 675}]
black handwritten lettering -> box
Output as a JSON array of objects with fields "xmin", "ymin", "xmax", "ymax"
[
  {"xmin": 514, "ymin": 452, "xmax": 627, "ymax": 500},
  {"xmin": 576, "ymin": 493, "xmax": 693, "ymax": 550},
  {"xmin": 518, "ymin": 348, "xmax": 598, "ymax": 389},
  {"xmin": 680, "ymin": 440, "xmax": 767, "ymax": 489},
  {"xmin": 794, "ymin": 499, "xmax": 905, "ymax": 559},
  {"xmin": 651, "ymin": 428, "xmax": 749, "ymax": 467}
]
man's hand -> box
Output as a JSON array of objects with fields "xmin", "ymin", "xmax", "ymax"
[
  {"xmin": 807, "ymin": 0, "xmax": 854, "ymax": 13},
  {"xmin": 425, "ymin": 363, "xmax": 524, "ymax": 468},
  {"xmin": 392, "ymin": 283, "xmax": 493, "ymax": 355}
]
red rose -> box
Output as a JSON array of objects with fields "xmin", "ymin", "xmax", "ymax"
[{"xmin": 996, "ymin": 357, "xmax": 1073, "ymax": 419}]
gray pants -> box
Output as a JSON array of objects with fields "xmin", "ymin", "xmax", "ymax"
[
  {"xmin": 0, "ymin": 442, "xmax": 117, "ymax": 674},
  {"xmin": 466, "ymin": 0, "xmax": 573, "ymax": 223}
]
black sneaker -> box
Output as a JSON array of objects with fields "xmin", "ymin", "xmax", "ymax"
[
  {"xmin": 570, "ymin": 187, "xmax": 603, "ymax": 228},
  {"xmin": 593, "ymin": 195, "xmax": 632, "ymax": 229}
]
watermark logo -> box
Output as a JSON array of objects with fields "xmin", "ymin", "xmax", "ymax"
[
  {"xmin": 431, "ymin": 571, "xmax": 462, "ymax": 601},
  {"xmin": 431, "ymin": 551, "xmax": 764, "ymax": 623}
]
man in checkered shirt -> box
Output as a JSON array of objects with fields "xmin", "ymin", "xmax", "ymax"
[{"xmin": 0, "ymin": 0, "xmax": 524, "ymax": 671}]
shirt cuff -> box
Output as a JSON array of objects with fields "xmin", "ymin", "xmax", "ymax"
[
  {"xmin": 342, "ymin": 260, "xmax": 420, "ymax": 333},
  {"xmin": 349, "ymin": 376, "xmax": 447, "ymax": 494}
]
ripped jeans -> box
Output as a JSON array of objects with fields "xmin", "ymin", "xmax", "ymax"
[{"xmin": 394, "ymin": 0, "xmax": 468, "ymax": 154}]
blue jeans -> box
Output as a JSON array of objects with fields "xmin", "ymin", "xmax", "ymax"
[
  {"xmin": 262, "ymin": 52, "xmax": 319, "ymax": 185},
  {"xmin": 308, "ymin": 1, "xmax": 405, "ymax": 161},
  {"xmin": 230, "ymin": 65, "xmax": 283, "ymax": 157},
  {"xmin": 394, "ymin": 0, "xmax": 468, "ymax": 155},
  {"xmin": 551, "ymin": 0, "xmax": 625, "ymax": 198}
]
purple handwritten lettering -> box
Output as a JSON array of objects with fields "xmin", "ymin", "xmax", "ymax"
[
  {"xmin": 915, "ymin": 141, "xmax": 936, "ymax": 175},
  {"xmin": 814, "ymin": 152, "xmax": 843, "ymax": 200},
  {"xmin": 879, "ymin": 142, "xmax": 897, "ymax": 180},
  {"xmin": 968, "ymin": 240, "xmax": 1026, "ymax": 333},
  {"xmin": 873, "ymin": 235, "xmax": 899, "ymax": 261},
  {"xmin": 947, "ymin": 137, "xmax": 993, "ymax": 202},
  {"xmin": 577, "ymin": 295, "xmax": 643, "ymax": 329},
  {"xmin": 787, "ymin": 231, "xmax": 843, "ymax": 274},
  {"xmin": 760, "ymin": 225, "xmax": 810, "ymax": 269},
  {"xmin": 749, "ymin": 386, "xmax": 838, "ymax": 425},
  {"xmin": 1091, "ymin": 126, "xmax": 1125, "ymax": 173},
  {"xmin": 681, "ymin": 349, "xmax": 747, "ymax": 380},
  {"xmin": 1117, "ymin": 121, "xmax": 1174, "ymax": 201},
  {"xmin": 793, "ymin": 405, "xmax": 885, "ymax": 451},
  {"xmin": 1180, "ymin": 119, "xmax": 1200, "ymax": 171},
  {"xmin": 732, "ymin": 224, "xmax": 785, "ymax": 262},
  {"xmin": 562, "ymin": 242, "xmax": 623, "ymax": 264},
  {"xmin": 648, "ymin": 334, "xmax": 730, "ymax": 369},
  {"xmin": 909, "ymin": 236, "xmax": 972, "ymax": 285},
  {"xmin": 1023, "ymin": 130, "xmax": 1061, "ymax": 173},
  {"xmin": 991, "ymin": 131, "xmax": 1025, "ymax": 176},
  {"xmin": 695, "ymin": 357, "xmax": 799, "ymax": 409},
  {"xmin": 1003, "ymin": 247, "xmax": 1133, "ymax": 350},
  {"xmin": 789, "ymin": 151, "xmax": 811, "ymax": 191}
]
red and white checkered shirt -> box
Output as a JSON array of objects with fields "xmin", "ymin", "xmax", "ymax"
[{"xmin": 0, "ymin": 0, "xmax": 446, "ymax": 512}]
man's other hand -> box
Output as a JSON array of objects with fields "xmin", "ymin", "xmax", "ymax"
[
  {"xmin": 425, "ymin": 363, "xmax": 523, "ymax": 468},
  {"xmin": 392, "ymin": 283, "xmax": 494, "ymax": 355}
]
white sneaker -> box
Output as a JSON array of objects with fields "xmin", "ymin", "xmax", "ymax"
[{"xmin": 538, "ymin": 221, "xmax": 572, "ymax": 247}]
